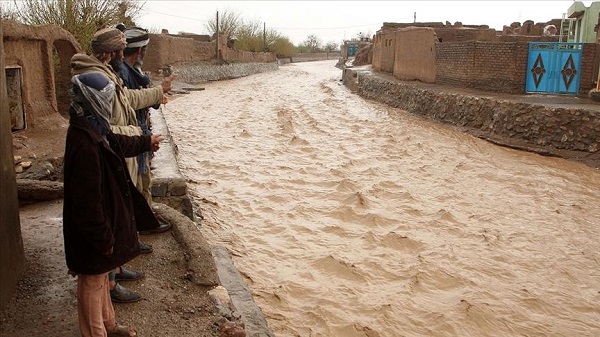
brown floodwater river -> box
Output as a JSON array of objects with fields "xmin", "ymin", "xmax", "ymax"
[{"xmin": 162, "ymin": 60, "xmax": 600, "ymax": 337}]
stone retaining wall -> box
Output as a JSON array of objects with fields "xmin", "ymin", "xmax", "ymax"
[
  {"xmin": 171, "ymin": 62, "xmax": 279, "ymax": 84},
  {"xmin": 346, "ymin": 68, "xmax": 599, "ymax": 153}
]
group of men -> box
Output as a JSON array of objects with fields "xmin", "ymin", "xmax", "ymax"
[{"xmin": 63, "ymin": 24, "xmax": 175, "ymax": 337}]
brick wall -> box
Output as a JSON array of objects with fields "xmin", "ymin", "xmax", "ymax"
[
  {"xmin": 435, "ymin": 28, "xmax": 497, "ymax": 43},
  {"xmin": 580, "ymin": 43, "xmax": 599, "ymax": 95},
  {"xmin": 436, "ymin": 41, "xmax": 598, "ymax": 95},
  {"xmin": 470, "ymin": 41, "xmax": 528, "ymax": 93},
  {"xmin": 435, "ymin": 41, "xmax": 475, "ymax": 88},
  {"xmin": 436, "ymin": 41, "xmax": 528, "ymax": 94}
]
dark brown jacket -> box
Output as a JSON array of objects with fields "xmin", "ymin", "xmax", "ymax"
[{"xmin": 62, "ymin": 114, "xmax": 156, "ymax": 275}]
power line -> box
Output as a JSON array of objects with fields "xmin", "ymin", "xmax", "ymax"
[
  {"xmin": 272, "ymin": 22, "xmax": 384, "ymax": 30},
  {"xmin": 140, "ymin": 8, "xmax": 210, "ymax": 23},
  {"xmin": 141, "ymin": 7, "xmax": 414, "ymax": 31},
  {"xmin": 271, "ymin": 16, "xmax": 414, "ymax": 30}
]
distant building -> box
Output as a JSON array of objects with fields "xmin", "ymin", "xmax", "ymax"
[
  {"xmin": 562, "ymin": 0, "xmax": 600, "ymax": 43},
  {"xmin": 342, "ymin": 37, "xmax": 371, "ymax": 60}
]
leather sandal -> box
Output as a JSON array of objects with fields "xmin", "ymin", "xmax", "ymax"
[{"xmin": 107, "ymin": 323, "xmax": 137, "ymax": 336}]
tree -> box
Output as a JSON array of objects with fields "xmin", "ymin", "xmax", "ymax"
[
  {"xmin": 6, "ymin": 0, "xmax": 144, "ymax": 52},
  {"xmin": 234, "ymin": 19, "xmax": 263, "ymax": 51},
  {"xmin": 204, "ymin": 9, "xmax": 241, "ymax": 38},
  {"xmin": 302, "ymin": 34, "xmax": 322, "ymax": 52},
  {"xmin": 324, "ymin": 41, "xmax": 339, "ymax": 52},
  {"xmin": 270, "ymin": 36, "xmax": 295, "ymax": 58},
  {"xmin": 202, "ymin": 9, "xmax": 295, "ymax": 58}
]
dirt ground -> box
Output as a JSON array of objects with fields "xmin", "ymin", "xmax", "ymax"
[{"xmin": 0, "ymin": 199, "xmax": 226, "ymax": 337}]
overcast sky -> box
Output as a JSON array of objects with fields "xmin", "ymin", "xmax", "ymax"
[{"xmin": 137, "ymin": 1, "xmax": 587, "ymax": 45}]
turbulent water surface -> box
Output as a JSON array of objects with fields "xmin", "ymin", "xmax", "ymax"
[{"xmin": 161, "ymin": 60, "xmax": 600, "ymax": 337}]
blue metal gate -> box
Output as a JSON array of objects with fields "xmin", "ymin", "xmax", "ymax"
[{"xmin": 526, "ymin": 42, "xmax": 583, "ymax": 95}]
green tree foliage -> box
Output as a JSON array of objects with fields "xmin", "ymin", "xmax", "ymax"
[
  {"xmin": 234, "ymin": 19, "xmax": 263, "ymax": 52},
  {"xmin": 269, "ymin": 36, "xmax": 296, "ymax": 58},
  {"xmin": 5, "ymin": 0, "xmax": 144, "ymax": 53}
]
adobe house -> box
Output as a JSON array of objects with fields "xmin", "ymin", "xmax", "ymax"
[
  {"xmin": 1, "ymin": 19, "xmax": 80, "ymax": 131},
  {"xmin": 0, "ymin": 19, "xmax": 79, "ymax": 308}
]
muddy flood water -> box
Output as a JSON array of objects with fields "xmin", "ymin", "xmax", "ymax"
[{"xmin": 162, "ymin": 60, "xmax": 600, "ymax": 337}]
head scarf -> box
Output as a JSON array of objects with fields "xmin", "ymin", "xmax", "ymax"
[
  {"xmin": 91, "ymin": 27, "xmax": 127, "ymax": 53},
  {"xmin": 70, "ymin": 72, "xmax": 115, "ymax": 136},
  {"xmin": 124, "ymin": 27, "xmax": 150, "ymax": 48}
]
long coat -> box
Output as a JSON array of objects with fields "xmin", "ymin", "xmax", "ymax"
[
  {"xmin": 62, "ymin": 114, "xmax": 157, "ymax": 275},
  {"xmin": 70, "ymin": 53, "xmax": 163, "ymax": 189}
]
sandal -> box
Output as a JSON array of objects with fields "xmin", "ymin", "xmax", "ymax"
[{"xmin": 107, "ymin": 323, "xmax": 137, "ymax": 336}]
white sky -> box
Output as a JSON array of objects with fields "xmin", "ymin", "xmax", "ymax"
[{"xmin": 137, "ymin": 1, "xmax": 588, "ymax": 45}]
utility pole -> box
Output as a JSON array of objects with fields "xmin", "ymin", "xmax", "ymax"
[
  {"xmin": 263, "ymin": 22, "xmax": 266, "ymax": 52},
  {"xmin": 216, "ymin": 11, "xmax": 220, "ymax": 63},
  {"xmin": 414, "ymin": 12, "xmax": 416, "ymax": 23}
]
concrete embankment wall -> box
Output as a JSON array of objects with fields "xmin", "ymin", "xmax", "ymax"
[
  {"xmin": 344, "ymin": 68, "xmax": 599, "ymax": 153},
  {"xmin": 291, "ymin": 52, "xmax": 342, "ymax": 63},
  {"xmin": 170, "ymin": 62, "xmax": 279, "ymax": 84}
]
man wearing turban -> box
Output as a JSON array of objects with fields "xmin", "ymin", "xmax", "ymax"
[{"xmin": 70, "ymin": 27, "xmax": 172, "ymax": 303}]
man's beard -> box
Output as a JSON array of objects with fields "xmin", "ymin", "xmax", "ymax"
[
  {"xmin": 135, "ymin": 54, "xmax": 144, "ymax": 68},
  {"xmin": 109, "ymin": 55, "xmax": 122, "ymax": 72}
]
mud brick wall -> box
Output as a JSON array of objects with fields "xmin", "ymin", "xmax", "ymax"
[
  {"xmin": 434, "ymin": 27, "xmax": 497, "ymax": 43},
  {"xmin": 471, "ymin": 41, "xmax": 528, "ymax": 93},
  {"xmin": 372, "ymin": 30, "xmax": 395, "ymax": 73},
  {"xmin": 394, "ymin": 27, "xmax": 436, "ymax": 83},
  {"xmin": 144, "ymin": 34, "xmax": 215, "ymax": 72},
  {"xmin": 580, "ymin": 43, "xmax": 599, "ymax": 96},
  {"xmin": 144, "ymin": 33, "xmax": 277, "ymax": 72},
  {"xmin": 2, "ymin": 20, "xmax": 79, "ymax": 126},
  {"xmin": 0, "ymin": 21, "xmax": 25, "ymax": 309},
  {"xmin": 436, "ymin": 41, "xmax": 528, "ymax": 94},
  {"xmin": 435, "ymin": 41, "xmax": 475, "ymax": 88}
]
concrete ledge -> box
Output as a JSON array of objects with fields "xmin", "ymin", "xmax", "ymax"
[
  {"xmin": 152, "ymin": 202, "xmax": 219, "ymax": 286},
  {"xmin": 212, "ymin": 246, "xmax": 275, "ymax": 337},
  {"xmin": 150, "ymin": 106, "xmax": 195, "ymax": 220}
]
